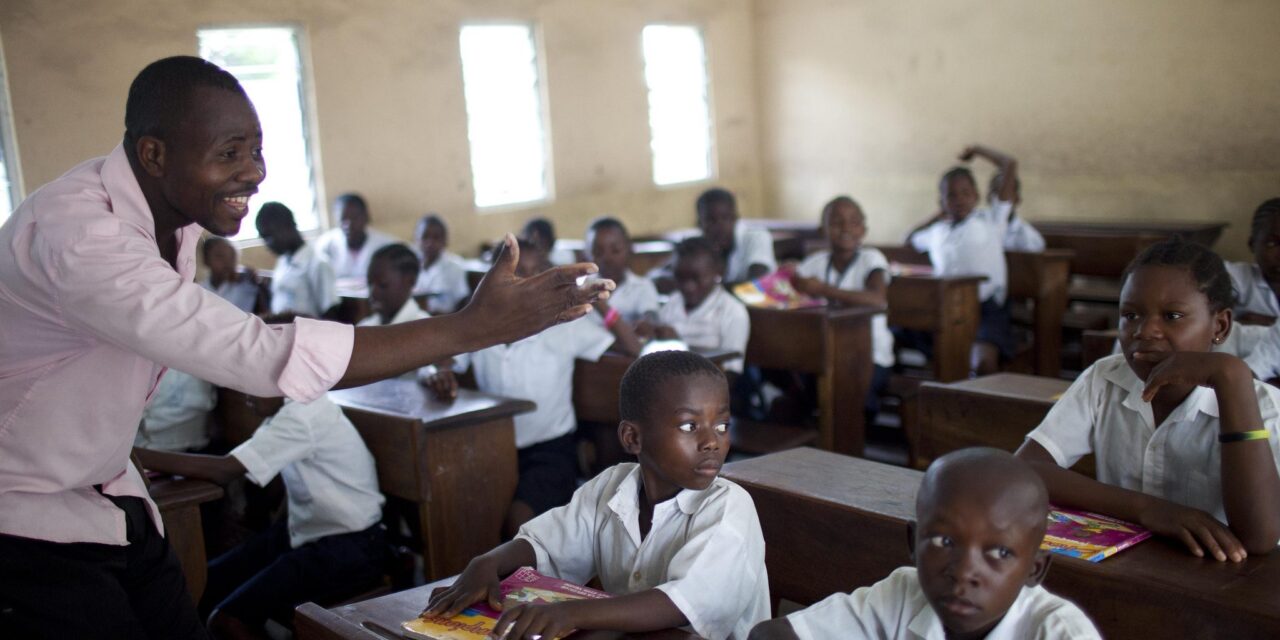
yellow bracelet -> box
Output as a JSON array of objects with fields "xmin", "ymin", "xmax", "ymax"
[{"xmin": 1219, "ymin": 429, "xmax": 1270, "ymax": 444}]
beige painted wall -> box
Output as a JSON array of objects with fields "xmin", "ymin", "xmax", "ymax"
[
  {"xmin": 754, "ymin": 0, "xmax": 1280, "ymax": 260},
  {"xmin": 0, "ymin": 0, "xmax": 761, "ymax": 268}
]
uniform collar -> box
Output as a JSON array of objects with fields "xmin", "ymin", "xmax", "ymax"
[
  {"xmin": 607, "ymin": 465, "xmax": 721, "ymax": 544},
  {"xmin": 906, "ymin": 585, "xmax": 1034, "ymax": 640},
  {"xmin": 1097, "ymin": 354, "xmax": 1220, "ymax": 421}
]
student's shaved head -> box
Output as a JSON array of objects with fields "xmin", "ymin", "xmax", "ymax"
[{"xmin": 917, "ymin": 447, "xmax": 1048, "ymax": 536}]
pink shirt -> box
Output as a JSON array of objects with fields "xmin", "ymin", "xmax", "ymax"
[{"xmin": 0, "ymin": 145, "xmax": 355, "ymax": 545}]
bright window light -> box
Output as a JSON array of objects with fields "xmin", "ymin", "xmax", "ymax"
[
  {"xmin": 0, "ymin": 53, "xmax": 17, "ymax": 225},
  {"xmin": 199, "ymin": 26, "xmax": 318, "ymax": 240},
  {"xmin": 0, "ymin": 141, "xmax": 13, "ymax": 225},
  {"xmin": 459, "ymin": 25, "xmax": 550, "ymax": 208},
  {"xmin": 642, "ymin": 25, "xmax": 713, "ymax": 186}
]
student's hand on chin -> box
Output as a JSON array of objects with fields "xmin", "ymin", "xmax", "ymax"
[
  {"xmin": 1138, "ymin": 498, "xmax": 1247, "ymax": 562},
  {"xmin": 490, "ymin": 601, "xmax": 578, "ymax": 640},
  {"xmin": 1134, "ymin": 351, "xmax": 1236, "ymax": 401},
  {"xmin": 422, "ymin": 558, "xmax": 503, "ymax": 618},
  {"xmin": 466, "ymin": 234, "xmax": 615, "ymax": 344}
]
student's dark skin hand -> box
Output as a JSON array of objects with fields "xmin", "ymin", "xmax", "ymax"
[
  {"xmin": 633, "ymin": 320, "xmax": 656, "ymax": 341},
  {"xmin": 1136, "ymin": 496, "xmax": 1246, "ymax": 562},
  {"xmin": 654, "ymin": 325, "xmax": 679, "ymax": 341},
  {"xmin": 790, "ymin": 275, "xmax": 827, "ymax": 298},
  {"xmin": 748, "ymin": 618, "xmax": 800, "ymax": 640},
  {"xmin": 426, "ymin": 555, "xmax": 505, "ymax": 618},
  {"xmin": 423, "ymin": 368, "xmax": 459, "ymax": 402}
]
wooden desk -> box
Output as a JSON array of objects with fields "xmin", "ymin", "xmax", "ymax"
[
  {"xmin": 722, "ymin": 448, "xmax": 1280, "ymax": 639},
  {"xmin": 295, "ymin": 575, "xmax": 697, "ymax": 640},
  {"xmin": 1006, "ymin": 250, "xmax": 1072, "ymax": 377},
  {"xmin": 151, "ymin": 477, "xmax": 224, "ymax": 603},
  {"xmin": 573, "ymin": 348, "xmax": 738, "ymax": 426},
  {"xmin": 886, "ymin": 275, "xmax": 984, "ymax": 382},
  {"xmin": 744, "ymin": 306, "xmax": 878, "ymax": 455},
  {"xmin": 916, "ymin": 374, "xmax": 1095, "ymax": 476},
  {"xmin": 1037, "ymin": 221, "xmax": 1227, "ymax": 279},
  {"xmin": 328, "ymin": 380, "xmax": 535, "ymax": 581}
]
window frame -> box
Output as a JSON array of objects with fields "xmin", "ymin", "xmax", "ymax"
[
  {"xmin": 0, "ymin": 34, "xmax": 24, "ymax": 222},
  {"xmin": 640, "ymin": 23, "xmax": 718, "ymax": 189}
]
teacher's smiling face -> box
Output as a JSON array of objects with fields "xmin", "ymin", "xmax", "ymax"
[{"xmin": 148, "ymin": 86, "xmax": 266, "ymax": 237}]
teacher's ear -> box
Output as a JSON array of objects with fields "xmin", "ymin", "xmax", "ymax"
[{"xmin": 134, "ymin": 135, "xmax": 167, "ymax": 179}]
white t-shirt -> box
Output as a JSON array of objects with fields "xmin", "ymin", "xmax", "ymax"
[
  {"xmin": 796, "ymin": 248, "xmax": 895, "ymax": 368},
  {"xmin": 357, "ymin": 299, "xmax": 434, "ymax": 380},
  {"xmin": 726, "ymin": 223, "xmax": 778, "ymax": 284},
  {"xmin": 787, "ymin": 566, "xmax": 1099, "ymax": 640},
  {"xmin": 201, "ymin": 276, "xmax": 259, "ymax": 313},
  {"xmin": 1215, "ymin": 322, "xmax": 1280, "ymax": 381},
  {"xmin": 314, "ymin": 227, "xmax": 398, "ymax": 281},
  {"xmin": 910, "ymin": 210, "xmax": 1007, "ymax": 304},
  {"xmin": 134, "ymin": 368, "xmax": 215, "ymax": 452},
  {"xmin": 1226, "ymin": 261, "xmax": 1280, "ymax": 318},
  {"xmin": 591, "ymin": 271, "xmax": 660, "ymax": 324},
  {"xmin": 231, "ymin": 396, "xmax": 385, "ymax": 548},
  {"xmin": 972, "ymin": 200, "xmax": 1047, "ymax": 253},
  {"xmin": 517, "ymin": 463, "xmax": 770, "ymax": 640},
  {"xmin": 657, "ymin": 286, "xmax": 750, "ymax": 373},
  {"xmin": 453, "ymin": 318, "xmax": 614, "ymax": 448},
  {"xmin": 414, "ymin": 251, "xmax": 472, "ymax": 314},
  {"xmin": 1027, "ymin": 353, "xmax": 1280, "ymax": 525},
  {"xmin": 270, "ymin": 243, "xmax": 339, "ymax": 317}
]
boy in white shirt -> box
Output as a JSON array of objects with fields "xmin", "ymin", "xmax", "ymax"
[
  {"xmin": 423, "ymin": 240, "xmax": 634, "ymax": 535},
  {"xmin": 314, "ymin": 192, "xmax": 397, "ymax": 280},
  {"xmin": 256, "ymin": 201, "xmax": 339, "ymax": 318},
  {"xmin": 643, "ymin": 237, "xmax": 751, "ymax": 375},
  {"xmin": 425, "ymin": 351, "xmax": 770, "ymax": 640},
  {"xmin": 907, "ymin": 150, "xmax": 1020, "ymax": 375},
  {"xmin": 134, "ymin": 368, "xmax": 215, "ymax": 452},
  {"xmin": 585, "ymin": 216, "xmax": 660, "ymax": 323},
  {"xmin": 984, "ymin": 171, "xmax": 1045, "ymax": 253},
  {"xmin": 523, "ymin": 216, "xmax": 578, "ymax": 266},
  {"xmin": 413, "ymin": 214, "xmax": 472, "ymax": 314},
  {"xmin": 359, "ymin": 244, "xmax": 442, "ymax": 383},
  {"xmin": 697, "ymin": 187, "xmax": 777, "ymax": 286},
  {"xmin": 200, "ymin": 236, "xmax": 264, "ymax": 313},
  {"xmin": 1225, "ymin": 198, "xmax": 1280, "ymax": 322},
  {"xmin": 751, "ymin": 448, "xmax": 1099, "ymax": 640},
  {"xmin": 133, "ymin": 392, "xmax": 386, "ymax": 638}
]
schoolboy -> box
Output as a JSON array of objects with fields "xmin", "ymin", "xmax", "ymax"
[
  {"xmin": 201, "ymin": 236, "xmax": 265, "ymax": 313},
  {"xmin": 696, "ymin": 187, "xmax": 777, "ymax": 285},
  {"xmin": 585, "ymin": 216, "xmax": 660, "ymax": 323},
  {"xmin": 424, "ymin": 351, "xmax": 770, "ymax": 640},
  {"xmin": 134, "ymin": 368, "xmax": 215, "ymax": 453},
  {"xmin": 907, "ymin": 149, "xmax": 1018, "ymax": 375},
  {"xmin": 359, "ymin": 243, "xmax": 439, "ymax": 382},
  {"xmin": 984, "ymin": 171, "xmax": 1045, "ymax": 252},
  {"xmin": 423, "ymin": 240, "xmax": 636, "ymax": 534},
  {"xmin": 133, "ymin": 390, "xmax": 386, "ymax": 639},
  {"xmin": 646, "ymin": 237, "xmax": 751, "ymax": 375},
  {"xmin": 1225, "ymin": 198, "xmax": 1280, "ymax": 322},
  {"xmin": 523, "ymin": 216, "xmax": 577, "ymax": 266},
  {"xmin": 751, "ymin": 448, "xmax": 1099, "ymax": 640},
  {"xmin": 256, "ymin": 201, "xmax": 340, "ymax": 318},
  {"xmin": 314, "ymin": 192, "xmax": 397, "ymax": 280},
  {"xmin": 414, "ymin": 213, "xmax": 471, "ymax": 313}
]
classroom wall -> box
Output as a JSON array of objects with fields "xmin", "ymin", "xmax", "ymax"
[
  {"xmin": 753, "ymin": 0, "xmax": 1280, "ymax": 260},
  {"xmin": 0, "ymin": 0, "xmax": 762, "ymax": 268}
]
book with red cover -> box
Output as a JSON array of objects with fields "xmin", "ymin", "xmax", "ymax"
[
  {"xmin": 403, "ymin": 567, "xmax": 609, "ymax": 640},
  {"xmin": 1041, "ymin": 506, "xmax": 1151, "ymax": 562},
  {"xmin": 732, "ymin": 266, "xmax": 824, "ymax": 310}
]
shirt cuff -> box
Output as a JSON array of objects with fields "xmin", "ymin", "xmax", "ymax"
[
  {"xmin": 1026, "ymin": 431, "xmax": 1072, "ymax": 468},
  {"xmin": 655, "ymin": 582, "xmax": 711, "ymax": 640},
  {"xmin": 278, "ymin": 318, "xmax": 354, "ymax": 402},
  {"xmin": 514, "ymin": 534, "xmax": 553, "ymax": 574},
  {"xmin": 230, "ymin": 444, "xmax": 274, "ymax": 487}
]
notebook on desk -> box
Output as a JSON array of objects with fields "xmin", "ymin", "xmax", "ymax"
[
  {"xmin": 1041, "ymin": 507, "xmax": 1151, "ymax": 562},
  {"xmin": 403, "ymin": 567, "xmax": 609, "ymax": 640}
]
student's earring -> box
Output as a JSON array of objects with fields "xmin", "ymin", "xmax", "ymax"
[{"xmin": 1213, "ymin": 337, "xmax": 1224, "ymax": 344}]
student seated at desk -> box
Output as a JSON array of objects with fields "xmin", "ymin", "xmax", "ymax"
[
  {"xmin": 423, "ymin": 239, "xmax": 641, "ymax": 535},
  {"xmin": 523, "ymin": 216, "xmax": 577, "ymax": 266},
  {"xmin": 414, "ymin": 213, "xmax": 471, "ymax": 314},
  {"xmin": 201, "ymin": 236, "xmax": 265, "ymax": 313},
  {"xmin": 134, "ymin": 368, "xmax": 215, "ymax": 453},
  {"xmin": 652, "ymin": 188, "xmax": 778, "ymax": 294},
  {"xmin": 1226, "ymin": 198, "xmax": 1280, "ymax": 324},
  {"xmin": 791, "ymin": 195, "xmax": 894, "ymax": 421},
  {"xmin": 905, "ymin": 150, "xmax": 1019, "ymax": 375},
  {"xmin": 255, "ymin": 201, "xmax": 339, "ymax": 318},
  {"xmin": 133, "ymin": 392, "xmax": 386, "ymax": 640},
  {"xmin": 1018, "ymin": 239, "xmax": 1280, "ymax": 562},
  {"xmin": 750, "ymin": 448, "xmax": 1099, "ymax": 640},
  {"xmin": 424, "ymin": 351, "xmax": 770, "ymax": 640},
  {"xmin": 314, "ymin": 192, "xmax": 397, "ymax": 281},
  {"xmin": 585, "ymin": 216, "xmax": 660, "ymax": 323},
  {"xmin": 360, "ymin": 244, "xmax": 445, "ymax": 382}
]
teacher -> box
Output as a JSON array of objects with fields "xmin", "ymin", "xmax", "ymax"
[{"xmin": 0, "ymin": 56, "xmax": 611, "ymax": 639}]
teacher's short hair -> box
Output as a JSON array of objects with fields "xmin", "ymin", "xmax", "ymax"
[{"xmin": 125, "ymin": 56, "xmax": 246, "ymax": 146}]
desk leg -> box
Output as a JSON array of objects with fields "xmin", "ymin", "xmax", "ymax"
[
  {"xmin": 822, "ymin": 316, "xmax": 872, "ymax": 456},
  {"xmin": 417, "ymin": 418, "xmax": 518, "ymax": 581},
  {"xmin": 160, "ymin": 505, "xmax": 208, "ymax": 604},
  {"xmin": 1034, "ymin": 263, "xmax": 1069, "ymax": 378},
  {"xmin": 933, "ymin": 287, "xmax": 980, "ymax": 382}
]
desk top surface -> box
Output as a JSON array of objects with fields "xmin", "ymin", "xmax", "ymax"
[
  {"xmin": 328, "ymin": 378, "xmax": 535, "ymax": 428},
  {"xmin": 1035, "ymin": 220, "xmax": 1228, "ymax": 235},
  {"xmin": 925, "ymin": 373, "xmax": 1072, "ymax": 403},
  {"xmin": 148, "ymin": 477, "xmax": 224, "ymax": 510}
]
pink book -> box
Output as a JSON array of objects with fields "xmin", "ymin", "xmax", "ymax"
[
  {"xmin": 1041, "ymin": 506, "xmax": 1151, "ymax": 562},
  {"xmin": 732, "ymin": 266, "xmax": 824, "ymax": 310},
  {"xmin": 403, "ymin": 567, "xmax": 610, "ymax": 640}
]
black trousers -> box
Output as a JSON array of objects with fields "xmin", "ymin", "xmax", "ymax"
[{"xmin": 0, "ymin": 494, "xmax": 209, "ymax": 640}]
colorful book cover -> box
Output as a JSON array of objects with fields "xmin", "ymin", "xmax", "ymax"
[
  {"xmin": 402, "ymin": 567, "xmax": 610, "ymax": 640},
  {"xmin": 1041, "ymin": 506, "xmax": 1151, "ymax": 562},
  {"xmin": 732, "ymin": 266, "xmax": 824, "ymax": 310}
]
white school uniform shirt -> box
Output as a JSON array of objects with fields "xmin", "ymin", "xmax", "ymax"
[
  {"xmin": 796, "ymin": 248, "xmax": 895, "ymax": 368},
  {"xmin": 1215, "ymin": 322, "xmax": 1280, "ymax": 381},
  {"xmin": 787, "ymin": 566, "xmax": 1099, "ymax": 640},
  {"xmin": 270, "ymin": 243, "xmax": 339, "ymax": 317},
  {"xmin": 972, "ymin": 200, "xmax": 1046, "ymax": 253},
  {"xmin": 910, "ymin": 211, "xmax": 1007, "ymax": 304},
  {"xmin": 516, "ymin": 463, "xmax": 770, "ymax": 640},
  {"xmin": 231, "ymin": 395, "xmax": 385, "ymax": 548},
  {"xmin": 452, "ymin": 318, "xmax": 614, "ymax": 448},
  {"xmin": 314, "ymin": 226, "xmax": 398, "ymax": 281},
  {"xmin": 1027, "ymin": 353, "xmax": 1280, "ymax": 526},
  {"xmin": 201, "ymin": 275, "xmax": 259, "ymax": 313},
  {"xmin": 356, "ymin": 299, "xmax": 434, "ymax": 380},
  {"xmin": 1226, "ymin": 261, "xmax": 1280, "ymax": 318},
  {"xmin": 658, "ymin": 286, "xmax": 751, "ymax": 374},
  {"xmin": 134, "ymin": 369, "xmax": 215, "ymax": 452},
  {"xmin": 596, "ymin": 271, "xmax": 660, "ymax": 323},
  {"xmin": 726, "ymin": 223, "xmax": 778, "ymax": 284},
  {"xmin": 414, "ymin": 251, "xmax": 471, "ymax": 313}
]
